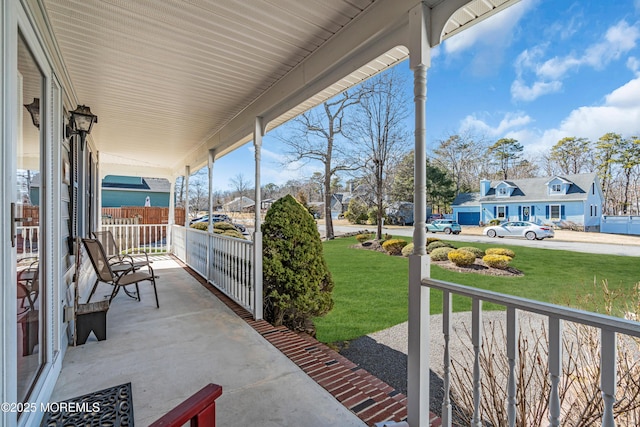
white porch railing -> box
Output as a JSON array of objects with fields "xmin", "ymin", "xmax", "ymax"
[
  {"xmin": 101, "ymin": 223, "xmax": 170, "ymax": 254},
  {"xmin": 171, "ymin": 225, "xmax": 255, "ymax": 316},
  {"xmin": 423, "ymin": 278, "xmax": 640, "ymax": 427},
  {"xmin": 17, "ymin": 225, "xmax": 39, "ymax": 258}
]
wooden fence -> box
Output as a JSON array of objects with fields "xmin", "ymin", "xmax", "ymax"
[{"xmin": 102, "ymin": 207, "xmax": 185, "ymax": 225}]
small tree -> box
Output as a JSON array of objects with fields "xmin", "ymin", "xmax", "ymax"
[{"xmin": 262, "ymin": 195, "xmax": 334, "ymax": 333}]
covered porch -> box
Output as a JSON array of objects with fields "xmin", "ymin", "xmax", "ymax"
[
  {"xmin": 50, "ymin": 255, "xmax": 371, "ymax": 426},
  {"xmin": 5, "ymin": 1, "xmax": 640, "ymax": 426}
]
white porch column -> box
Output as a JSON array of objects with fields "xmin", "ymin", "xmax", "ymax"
[
  {"xmin": 407, "ymin": 3, "xmax": 431, "ymax": 427},
  {"xmin": 207, "ymin": 149, "xmax": 215, "ymax": 282},
  {"xmin": 208, "ymin": 149, "xmax": 216, "ymax": 232},
  {"xmin": 95, "ymin": 152, "xmax": 102, "ymax": 230},
  {"xmin": 167, "ymin": 177, "xmax": 175, "ymax": 250},
  {"xmin": 184, "ymin": 166, "xmax": 191, "ymax": 227},
  {"xmin": 253, "ymin": 117, "xmax": 264, "ymax": 320}
]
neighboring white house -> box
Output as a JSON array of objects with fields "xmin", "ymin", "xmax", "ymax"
[{"xmin": 452, "ymin": 173, "xmax": 604, "ymax": 231}]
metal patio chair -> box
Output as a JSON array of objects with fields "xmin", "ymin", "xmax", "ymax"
[
  {"xmin": 91, "ymin": 230, "xmax": 152, "ymax": 271},
  {"xmin": 82, "ymin": 238, "xmax": 159, "ymax": 308}
]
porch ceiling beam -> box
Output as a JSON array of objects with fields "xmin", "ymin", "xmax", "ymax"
[
  {"xmin": 179, "ymin": 0, "xmax": 520, "ymax": 175},
  {"xmin": 180, "ymin": 0, "xmax": 421, "ymax": 173}
]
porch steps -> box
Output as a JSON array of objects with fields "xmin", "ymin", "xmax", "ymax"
[{"xmin": 178, "ymin": 257, "xmax": 443, "ymax": 427}]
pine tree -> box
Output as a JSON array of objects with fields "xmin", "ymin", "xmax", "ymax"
[{"xmin": 262, "ymin": 195, "xmax": 334, "ymax": 334}]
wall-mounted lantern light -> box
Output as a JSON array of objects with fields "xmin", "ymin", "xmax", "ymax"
[
  {"xmin": 68, "ymin": 104, "xmax": 98, "ymax": 150},
  {"xmin": 23, "ymin": 98, "xmax": 40, "ymax": 129}
]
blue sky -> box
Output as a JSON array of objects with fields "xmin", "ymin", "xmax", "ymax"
[{"xmin": 209, "ymin": 0, "xmax": 640, "ymax": 191}]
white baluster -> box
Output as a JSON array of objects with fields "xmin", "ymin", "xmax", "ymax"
[
  {"xmin": 548, "ymin": 317, "xmax": 562, "ymax": 427},
  {"xmin": 600, "ymin": 329, "xmax": 616, "ymax": 427},
  {"xmin": 472, "ymin": 298, "xmax": 482, "ymax": 427},
  {"xmin": 442, "ymin": 291, "xmax": 452, "ymax": 426},
  {"xmin": 507, "ymin": 307, "xmax": 518, "ymax": 427}
]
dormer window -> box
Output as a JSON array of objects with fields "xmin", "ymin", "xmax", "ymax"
[
  {"xmin": 498, "ymin": 187, "xmax": 508, "ymax": 196},
  {"xmin": 551, "ymin": 184, "xmax": 562, "ymax": 193}
]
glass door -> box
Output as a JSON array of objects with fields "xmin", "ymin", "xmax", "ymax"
[{"xmin": 16, "ymin": 31, "xmax": 44, "ymax": 404}]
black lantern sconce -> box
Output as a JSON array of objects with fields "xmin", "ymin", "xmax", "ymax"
[
  {"xmin": 67, "ymin": 105, "xmax": 98, "ymax": 150},
  {"xmin": 23, "ymin": 98, "xmax": 40, "ymax": 129}
]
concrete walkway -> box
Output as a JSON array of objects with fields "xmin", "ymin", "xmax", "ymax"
[{"xmin": 50, "ymin": 256, "xmax": 366, "ymax": 427}]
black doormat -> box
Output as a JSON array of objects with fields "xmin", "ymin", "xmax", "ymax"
[{"xmin": 40, "ymin": 382, "xmax": 134, "ymax": 426}]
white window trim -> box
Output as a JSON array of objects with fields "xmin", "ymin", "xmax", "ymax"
[
  {"xmin": 497, "ymin": 187, "xmax": 509, "ymax": 197},
  {"xmin": 550, "ymin": 183, "xmax": 562, "ymax": 194},
  {"xmin": 550, "ymin": 204, "xmax": 561, "ymax": 220},
  {"xmin": 497, "ymin": 205, "xmax": 506, "ymax": 219}
]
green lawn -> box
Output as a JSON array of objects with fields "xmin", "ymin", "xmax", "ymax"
[{"xmin": 314, "ymin": 236, "xmax": 639, "ymax": 343}]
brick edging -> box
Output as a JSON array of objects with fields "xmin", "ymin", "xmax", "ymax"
[{"xmin": 175, "ymin": 256, "xmax": 442, "ymax": 426}]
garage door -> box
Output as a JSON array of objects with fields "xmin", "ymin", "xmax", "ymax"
[{"xmin": 457, "ymin": 212, "xmax": 480, "ymax": 225}]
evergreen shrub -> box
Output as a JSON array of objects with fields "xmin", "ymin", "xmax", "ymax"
[
  {"xmin": 430, "ymin": 247, "xmax": 453, "ymax": 261},
  {"xmin": 458, "ymin": 246, "xmax": 485, "ymax": 258},
  {"xmin": 486, "ymin": 248, "xmax": 516, "ymax": 258},
  {"xmin": 448, "ymin": 249, "xmax": 476, "ymax": 266},
  {"xmin": 401, "ymin": 243, "xmax": 414, "ymax": 257},
  {"xmin": 382, "ymin": 239, "xmax": 408, "ymax": 255},
  {"xmin": 427, "ymin": 240, "xmax": 454, "ymax": 253},
  {"xmin": 356, "ymin": 233, "xmax": 374, "ymax": 243},
  {"xmin": 483, "ymin": 254, "xmax": 512, "ymax": 269},
  {"xmin": 262, "ymin": 195, "xmax": 334, "ymax": 333}
]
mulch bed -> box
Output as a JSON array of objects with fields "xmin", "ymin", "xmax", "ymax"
[
  {"xmin": 352, "ymin": 240, "xmax": 524, "ymax": 277},
  {"xmin": 431, "ymin": 259, "xmax": 524, "ymax": 277}
]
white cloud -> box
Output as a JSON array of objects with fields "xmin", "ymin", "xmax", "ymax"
[
  {"xmin": 627, "ymin": 56, "xmax": 640, "ymax": 75},
  {"xmin": 510, "ymin": 79, "xmax": 562, "ymax": 102},
  {"xmin": 512, "ymin": 20, "xmax": 640, "ymax": 102},
  {"xmin": 519, "ymin": 77, "xmax": 640, "ymax": 154},
  {"xmin": 459, "ymin": 111, "xmax": 532, "ymax": 137}
]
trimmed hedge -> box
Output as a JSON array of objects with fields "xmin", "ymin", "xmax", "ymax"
[
  {"xmin": 401, "ymin": 243, "xmax": 414, "ymax": 257},
  {"xmin": 458, "ymin": 246, "xmax": 485, "ymax": 258},
  {"xmin": 486, "ymin": 247, "xmax": 516, "ymax": 258},
  {"xmin": 356, "ymin": 233, "xmax": 374, "ymax": 243},
  {"xmin": 382, "ymin": 239, "xmax": 408, "ymax": 255},
  {"xmin": 448, "ymin": 249, "xmax": 476, "ymax": 266},
  {"xmin": 427, "ymin": 240, "xmax": 454, "ymax": 253},
  {"xmin": 430, "ymin": 247, "xmax": 454, "ymax": 261},
  {"xmin": 483, "ymin": 254, "xmax": 513, "ymax": 269}
]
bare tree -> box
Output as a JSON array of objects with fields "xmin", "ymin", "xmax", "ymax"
[
  {"xmin": 352, "ymin": 69, "xmax": 411, "ymax": 239},
  {"xmin": 229, "ymin": 173, "xmax": 253, "ymax": 211},
  {"xmin": 432, "ymin": 132, "xmax": 487, "ymax": 194},
  {"xmin": 278, "ymin": 91, "xmax": 362, "ymax": 239}
]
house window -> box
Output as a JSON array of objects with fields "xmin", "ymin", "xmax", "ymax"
[
  {"xmin": 551, "ymin": 184, "xmax": 562, "ymax": 193},
  {"xmin": 497, "ymin": 206, "xmax": 506, "ymax": 219},
  {"xmin": 550, "ymin": 204, "xmax": 561, "ymax": 219},
  {"xmin": 591, "ymin": 183, "xmax": 595, "ymax": 195},
  {"xmin": 594, "ymin": 205, "xmax": 598, "ymax": 217},
  {"xmin": 498, "ymin": 187, "xmax": 508, "ymax": 196}
]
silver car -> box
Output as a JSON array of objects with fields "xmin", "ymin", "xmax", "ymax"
[{"xmin": 483, "ymin": 221, "xmax": 555, "ymax": 240}]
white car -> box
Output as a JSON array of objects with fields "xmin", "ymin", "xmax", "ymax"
[{"xmin": 483, "ymin": 221, "xmax": 554, "ymax": 240}]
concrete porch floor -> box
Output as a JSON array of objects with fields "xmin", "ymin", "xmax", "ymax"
[{"xmin": 50, "ymin": 256, "xmax": 367, "ymax": 426}]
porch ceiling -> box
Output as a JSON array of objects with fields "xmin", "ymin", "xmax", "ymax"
[{"xmin": 42, "ymin": 0, "xmax": 519, "ymax": 179}]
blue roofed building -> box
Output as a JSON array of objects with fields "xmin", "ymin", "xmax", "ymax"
[{"xmin": 452, "ymin": 173, "xmax": 604, "ymax": 231}]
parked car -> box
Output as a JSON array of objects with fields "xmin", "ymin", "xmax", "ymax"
[
  {"xmin": 190, "ymin": 214, "xmax": 248, "ymax": 234},
  {"xmin": 483, "ymin": 221, "xmax": 554, "ymax": 240},
  {"xmin": 427, "ymin": 213, "xmax": 444, "ymax": 223},
  {"xmin": 426, "ymin": 219, "xmax": 461, "ymax": 235},
  {"xmin": 190, "ymin": 213, "xmax": 231, "ymax": 225}
]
